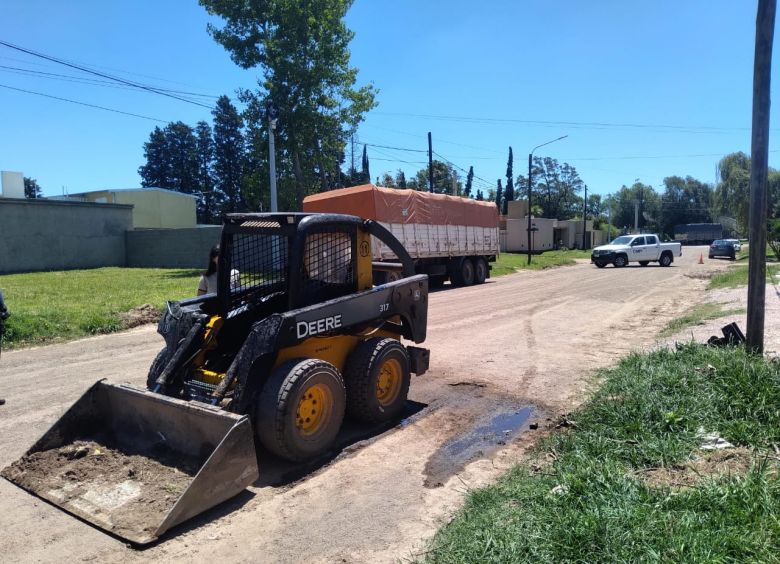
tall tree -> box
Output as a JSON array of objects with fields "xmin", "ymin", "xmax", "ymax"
[
  {"xmin": 603, "ymin": 181, "xmax": 660, "ymax": 232},
  {"xmin": 212, "ymin": 95, "xmax": 245, "ymax": 213},
  {"xmin": 194, "ymin": 121, "xmax": 219, "ymax": 223},
  {"xmin": 412, "ymin": 160, "xmax": 460, "ymax": 193},
  {"xmin": 504, "ymin": 147, "xmax": 514, "ymax": 214},
  {"xmin": 380, "ymin": 172, "xmax": 396, "ymax": 187},
  {"xmin": 464, "ymin": 166, "xmax": 474, "ymax": 198},
  {"xmin": 475, "ymin": 189, "xmax": 484, "ymax": 201},
  {"xmin": 396, "ymin": 170, "xmax": 407, "ymax": 188},
  {"xmin": 361, "ymin": 145, "xmax": 370, "ymax": 183},
  {"xmin": 138, "ymin": 126, "xmax": 171, "ymax": 188},
  {"xmin": 201, "ymin": 0, "xmax": 377, "ymax": 209},
  {"xmin": 23, "ymin": 177, "xmax": 42, "ymax": 198},
  {"xmin": 659, "ymin": 175, "xmax": 713, "ymax": 237},
  {"xmin": 163, "ymin": 121, "xmax": 199, "ymax": 195},
  {"xmin": 495, "ymin": 179, "xmax": 503, "ymax": 212}
]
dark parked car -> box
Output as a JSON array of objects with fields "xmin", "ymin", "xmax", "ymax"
[{"xmin": 709, "ymin": 239, "xmax": 736, "ymax": 260}]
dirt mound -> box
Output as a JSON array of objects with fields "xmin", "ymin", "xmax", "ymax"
[
  {"xmin": 2, "ymin": 440, "xmax": 196, "ymax": 540},
  {"xmin": 119, "ymin": 304, "xmax": 160, "ymax": 329}
]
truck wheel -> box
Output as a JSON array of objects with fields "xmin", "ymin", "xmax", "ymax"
[
  {"xmin": 474, "ymin": 258, "xmax": 488, "ymax": 284},
  {"xmin": 639, "ymin": 261, "xmax": 649, "ymax": 267},
  {"xmin": 256, "ymin": 358, "xmax": 346, "ymax": 462},
  {"xmin": 594, "ymin": 260, "xmax": 606, "ymax": 268},
  {"xmin": 660, "ymin": 252, "xmax": 672, "ymax": 267},
  {"xmin": 344, "ymin": 338, "xmax": 411, "ymax": 423},
  {"xmin": 613, "ymin": 255, "xmax": 628, "ymax": 268},
  {"xmin": 453, "ymin": 258, "xmax": 475, "ymax": 286}
]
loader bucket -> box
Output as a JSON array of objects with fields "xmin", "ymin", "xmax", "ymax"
[{"xmin": 1, "ymin": 381, "xmax": 259, "ymax": 545}]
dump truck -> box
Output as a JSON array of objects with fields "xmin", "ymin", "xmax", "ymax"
[
  {"xmin": 673, "ymin": 223, "xmax": 723, "ymax": 245},
  {"xmin": 2, "ymin": 213, "xmax": 429, "ymax": 544},
  {"xmin": 303, "ymin": 184, "xmax": 499, "ymax": 288}
]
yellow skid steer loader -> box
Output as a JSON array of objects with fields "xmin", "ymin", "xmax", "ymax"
[{"xmin": 2, "ymin": 213, "xmax": 429, "ymax": 544}]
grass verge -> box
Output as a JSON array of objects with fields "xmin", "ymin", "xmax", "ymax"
[
  {"xmin": 708, "ymin": 263, "xmax": 780, "ymax": 289},
  {"xmin": 659, "ymin": 302, "xmax": 746, "ymax": 338},
  {"xmin": 425, "ymin": 345, "xmax": 780, "ymax": 563},
  {"xmin": 0, "ymin": 267, "xmax": 200, "ymax": 349},
  {"xmin": 492, "ymin": 250, "xmax": 592, "ymax": 277}
]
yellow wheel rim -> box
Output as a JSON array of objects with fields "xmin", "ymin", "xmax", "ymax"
[
  {"xmin": 376, "ymin": 358, "xmax": 402, "ymax": 406},
  {"xmin": 296, "ymin": 383, "xmax": 333, "ymax": 436}
]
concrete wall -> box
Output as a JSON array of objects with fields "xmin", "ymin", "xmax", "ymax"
[
  {"xmin": 0, "ymin": 198, "xmax": 132, "ymax": 274},
  {"xmin": 72, "ymin": 189, "xmax": 197, "ymax": 229},
  {"xmin": 126, "ymin": 226, "xmax": 221, "ymax": 268},
  {"xmin": 507, "ymin": 200, "xmax": 529, "ymax": 220},
  {"xmin": 1, "ymin": 171, "xmax": 25, "ymax": 199},
  {"xmin": 505, "ymin": 218, "xmax": 555, "ymax": 252}
]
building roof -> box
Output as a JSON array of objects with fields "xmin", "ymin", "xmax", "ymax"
[{"xmin": 67, "ymin": 187, "xmax": 199, "ymax": 200}]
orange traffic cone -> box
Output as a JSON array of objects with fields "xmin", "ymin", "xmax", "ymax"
[{"xmin": 698, "ymin": 253, "xmax": 704, "ymax": 264}]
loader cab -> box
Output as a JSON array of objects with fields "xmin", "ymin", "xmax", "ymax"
[{"xmin": 217, "ymin": 213, "xmax": 375, "ymax": 319}]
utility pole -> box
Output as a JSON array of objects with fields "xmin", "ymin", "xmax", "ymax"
[
  {"xmin": 747, "ymin": 0, "xmax": 776, "ymax": 354},
  {"xmin": 633, "ymin": 200, "xmax": 639, "ymax": 233},
  {"xmin": 582, "ymin": 184, "xmax": 588, "ymax": 250},
  {"xmin": 527, "ymin": 135, "xmax": 568, "ymax": 265},
  {"xmin": 607, "ymin": 202, "xmax": 612, "ymax": 241},
  {"xmin": 266, "ymin": 102, "xmax": 279, "ymax": 212},
  {"xmin": 351, "ymin": 135, "xmax": 355, "ymax": 178},
  {"xmin": 428, "ymin": 132, "xmax": 434, "ymax": 193}
]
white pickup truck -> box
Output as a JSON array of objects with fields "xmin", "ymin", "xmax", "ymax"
[{"xmin": 591, "ymin": 234, "xmax": 682, "ymax": 268}]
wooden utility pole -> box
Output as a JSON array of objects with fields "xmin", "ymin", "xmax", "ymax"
[
  {"xmin": 747, "ymin": 0, "xmax": 776, "ymax": 354},
  {"xmin": 428, "ymin": 132, "xmax": 434, "ymax": 193}
]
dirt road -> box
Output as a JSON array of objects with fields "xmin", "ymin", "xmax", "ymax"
[{"xmin": 0, "ymin": 249, "xmax": 728, "ymax": 562}]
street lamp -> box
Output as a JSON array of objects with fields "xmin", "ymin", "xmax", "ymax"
[
  {"xmin": 265, "ymin": 101, "xmax": 279, "ymax": 212},
  {"xmin": 527, "ymin": 135, "xmax": 568, "ymax": 264}
]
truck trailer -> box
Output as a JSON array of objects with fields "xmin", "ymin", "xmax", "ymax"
[
  {"xmin": 304, "ymin": 184, "xmax": 499, "ymax": 287},
  {"xmin": 673, "ymin": 223, "xmax": 723, "ymax": 245}
]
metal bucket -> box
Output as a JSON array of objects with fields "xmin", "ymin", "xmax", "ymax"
[{"xmin": 1, "ymin": 381, "xmax": 259, "ymax": 545}]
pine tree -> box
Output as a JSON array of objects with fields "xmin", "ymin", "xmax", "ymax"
[
  {"xmin": 504, "ymin": 147, "xmax": 514, "ymax": 215},
  {"xmin": 194, "ymin": 121, "xmax": 218, "ymax": 223},
  {"xmin": 164, "ymin": 121, "xmax": 199, "ymax": 194},
  {"xmin": 464, "ymin": 166, "xmax": 474, "ymax": 198},
  {"xmin": 476, "ymin": 189, "xmax": 484, "ymax": 201},
  {"xmin": 138, "ymin": 126, "xmax": 171, "ymax": 188},
  {"xmin": 396, "ymin": 170, "xmax": 407, "ymax": 188},
  {"xmin": 361, "ymin": 145, "xmax": 370, "ymax": 183},
  {"xmin": 212, "ymin": 95, "xmax": 245, "ymax": 213},
  {"xmin": 495, "ymin": 179, "xmax": 503, "ymax": 212}
]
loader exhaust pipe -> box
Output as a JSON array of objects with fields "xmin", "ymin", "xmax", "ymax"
[{"xmin": 1, "ymin": 381, "xmax": 258, "ymax": 545}]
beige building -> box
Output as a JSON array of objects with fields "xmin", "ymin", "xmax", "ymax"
[{"xmin": 65, "ymin": 188, "xmax": 198, "ymax": 229}]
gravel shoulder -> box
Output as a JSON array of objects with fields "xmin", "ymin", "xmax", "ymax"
[{"xmin": 0, "ymin": 247, "xmax": 735, "ymax": 563}]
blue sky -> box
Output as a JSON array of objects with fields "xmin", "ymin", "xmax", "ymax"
[{"xmin": 0, "ymin": 1, "xmax": 776, "ymax": 199}]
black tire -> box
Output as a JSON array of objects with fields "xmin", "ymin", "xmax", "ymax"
[
  {"xmin": 594, "ymin": 260, "xmax": 606, "ymax": 268},
  {"xmin": 453, "ymin": 258, "xmax": 475, "ymax": 286},
  {"xmin": 256, "ymin": 358, "xmax": 346, "ymax": 462},
  {"xmin": 146, "ymin": 347, "xmax": 170, "ymax": 391},
  {"xmin": 613, "ymin": 255, "xmax": 628, "ymax": 268},
  {"xmin": 344, "ymin": 338, "xmax": 411, "ymax": 423},
  {"xmin": 709, "ymin": 254, "xmax": 714, "ymax": 259},
  {"xmin": 639, "ymin": 261, "xmax": 650, "ymax": 267},
  {"xmin": 429, "ymin": 275, "xmax": 446, "ymax": 289},
  {"xmin": 659, "ymin": 252, "xmax": 673, "ymax": 267},
  {"xmin": 474, "ymin": 258, "xmax": 488, "ymax": 284}
]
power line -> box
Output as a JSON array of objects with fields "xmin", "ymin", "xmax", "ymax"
[
  {"xmin": 363, "ymin": 142, "xmax": 426, "ymax": 153},
  {"xmin": 0, "ymin": 64, "xmax": 220, "ymax": 99},
  {"xmin": 374, "ymin": 110, "xmax": 768, "ymax": 134},
  {"xmin": 0, "ymin": 82, "xmax": 167, "ymax": 123},
  {"xmin": 0, "ymin": 40, "xmax": 213, "ymax": 109}
]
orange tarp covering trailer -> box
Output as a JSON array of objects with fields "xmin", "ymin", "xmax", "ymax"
[{"xmin": 303, "ymin": 184, "xmax": 498, "ymax": 228}]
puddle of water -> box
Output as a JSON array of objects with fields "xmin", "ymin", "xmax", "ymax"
[{"xmin": 424, "ymin": 406, "xmax": 536, "ymax": 488}]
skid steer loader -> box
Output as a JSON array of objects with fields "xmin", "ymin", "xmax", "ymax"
[{"xmin": 2, "ymin": 213, "xmax": 429, "ymax": 545}]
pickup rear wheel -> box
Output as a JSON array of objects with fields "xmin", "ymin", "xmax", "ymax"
[
  {"xmin": 594, "ymin": 260, "xmax": 606, "ymax": 268},
  {"xmin": 659, "ymin": 252, "xmax": 673, "ymax": 267},
  {"xmin": 613, "ymin": 255, "xmax": 627, "ymax": 268}
]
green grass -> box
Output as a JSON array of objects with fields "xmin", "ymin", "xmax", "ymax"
[
  {"xmin": 425, "ymin": 345, "xmax": 780, "ymax": 563},
  {"xmin": 492, "ymin": 250, "xmax": 592, "ymax": 277},
  {"xmin": 659, "ymin": 302, "xmax": 746, "ymax": 338},
  {"xmin": 708, "ymin": 263, "xmax": 780, "ymax": 289},
  {"xmin": 0, "ymin": 267, "xmax": 200, "ymax": 348}
]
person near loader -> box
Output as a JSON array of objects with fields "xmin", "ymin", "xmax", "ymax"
[
  {"xmin": 197, "ymin": 245, "xmax": 239, "ymax": 295},
  {"xmin": 0, "ymin": 289, "xmax": 9, "ymax": 405}
]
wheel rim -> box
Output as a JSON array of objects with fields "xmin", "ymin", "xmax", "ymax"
[
  {"xmin": 296, "ymin": 383, "xmax": 333, "ymax": 436},
  {"xmin": 376, "ymin": 358, "xmax": 402, "ymax": 406},
  {"xmin": 616, "ymin": 257, "xmax": 625, "ymax": 267}
]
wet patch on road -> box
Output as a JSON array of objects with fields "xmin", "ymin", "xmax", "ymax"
[{"xmin": 424, "ymin": 405, "xmax": 538, "ymax": 487}]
